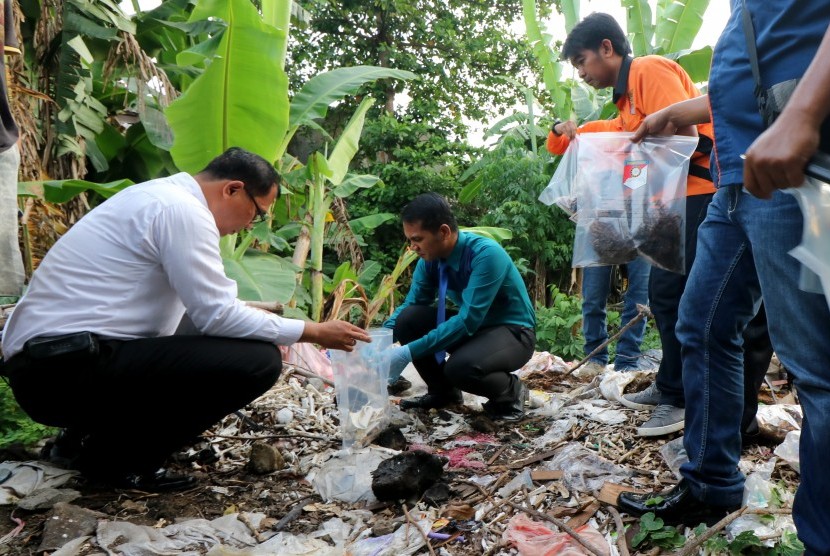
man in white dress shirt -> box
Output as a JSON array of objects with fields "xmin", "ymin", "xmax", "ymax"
[{"xmin": 0, "ymin": 147, "xmax": 369, "ymax": 490}]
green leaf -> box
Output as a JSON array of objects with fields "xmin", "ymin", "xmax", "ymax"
[
  {"xmin": 622, "ymin": 0, "xmax": 655, "ymax": 56},
  {"xmin": 728, "ymin": 530, "xmax": 762, "ymax": 552},
  {"xmin": 644, "ymin": 495, "xmax": 664, "ymax": 506},
  {"xmin": 18, "ymin": 179, "xmax": 134, "ymax": 203},
  {"xmin": 332, "ymin": 173, "xmax": 382, "ymax": 198},
  {"xmin": 328, "ymin": 97, "xmax": 375, "ymax": 186},
  {"xmin": 358, "ymin": 260, "xmax": 382, "ymax": 287},
  {"xmin": 289, "ymin": 66, "xmax": 417, "ymax": 129},
  {"xmin": 349, "ymin": 213, "xmax": 396, "ymax": 234},
  {"xmin": 640, "ymin": 512, "xmax": 664, "ymax": 531},
  {"xmin": 459, "ymin": 174, "xmax": 485, "ymax": 203},
  {"xmin": 665, "ymin": 46, "xmax": 713, "ymax": 83},
  {"xmin": 222, "ymin": 250, "xmax": 297, "ymax": 302},
  {"xmin": 654, "ymin": 0, "xmax": 710, "ymax": 54},
  {"xmin": 166, "ymin": 0, "xmax": 289, "ymax": 173},
  {"xmin": 461, "ymin": 226, "xmax": 513, "ymax": 243}
]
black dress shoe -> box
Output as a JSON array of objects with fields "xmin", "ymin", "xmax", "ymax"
[
  {"xmin": 483, "ymin": 383, "xmax": 528, "ymax": 422},
  {"xmin": 387, "ymin": 376, "xmax": 412, "ymax": 396},
  {"xmin": 112, "ymin": 469, "xmax": 197, "ymax": 492},
  {"xmin": 617, "ymin": 479, "xmax": 740, "ymax": 526},
  {"xmin": 400, "ymin": 391, "xmax": 462, "ymax": 410}
]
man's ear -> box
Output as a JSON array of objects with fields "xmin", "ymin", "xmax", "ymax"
[
  {"xmin": 600, "ymin": 38, "xmax": 615, "ymax": 58},
  {"xmin": 439, "ymin": 223, "xmax": 453, "ymax": 240},
  {"xmin": 223, "ymin": 180, "xmax": 245, "ymax": 197}
]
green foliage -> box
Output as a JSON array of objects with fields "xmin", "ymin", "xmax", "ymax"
[
  {"xmin": 534, "ymin": 286, "xmax": 583, "ymax": 359},
  {"xmin": 0, "ymin": 381, "xmax": 55, "ymax": 449},
  {"xmin": 289, "ymin": 0, "xmax": 535, "ymax": 134},
  {"xmin": 464, "ymin": 137, "xmax": 575, "ymax": 285},
  {"xmin": 631, "ymin": 513, "xmax": 686, "ymax": 550},
  {"xmin": 345, "ymin": 114, "xmax": 478, "ymax": 276}
]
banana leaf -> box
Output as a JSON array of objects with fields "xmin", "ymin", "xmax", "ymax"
[
  {"xmin": 622, "ymin": 0, "xmax": 655, "ymax": 56},
  {"xmin": 18, "ymin": 179, "xmax": 133, "ymax": 203},
  {"xmin": 223, "ymin": 250, "xmax": 297, "ymax": 302},
  {"xmin": 327, "ymin": 98, "xmax": 375, "ymax": 186},
  {"xmin": 461, "ymin": 226, "xmax": 513, "ymax": 243},
  {"xmin": 166, "ymin": 0, "xmax": 289, "ymax": 173},
  {"xmin": 654, "ymin": 0, "xmax": 710, "ymax": 54},
  {"xmin": 289, "ymin": 66, "xmax": 416, "ymax": 129},
  {"xmin": 331, "ymin": 173, "xmax": 382, "ymax": 198},
  {"xmin": 666, "ymin": 46, "xmax": 713, "ymax": 83}
]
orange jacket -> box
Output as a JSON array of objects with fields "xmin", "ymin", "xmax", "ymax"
[{"xmin": 547, "ymin": 55, "xmax": 715, "ymax": 197}]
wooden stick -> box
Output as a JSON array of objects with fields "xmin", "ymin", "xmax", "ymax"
[
  {"xmin": 203, "ymin": 431, "xmax": 333, "ymax": 442},
  {"xmin": 274, "ymin": 495, "xmax": 315, "ymax": 532},
  {"xmin": 606, "ymin": 506, "xmax": 630, "ymax": 556},
  {"xmin": 403, "ymin": 504, "xmax": 436, "ymax": 556},
  {"xmin": 567, "ymin": 304, "xmax": 653, "ymax": 376},
  {"xmin": 286, "ymin": 365, "xmax": 336, "ymax": 388},
  {"xmin": 487, "ymin": 444, "xmax": 509, "ymax": 466}
]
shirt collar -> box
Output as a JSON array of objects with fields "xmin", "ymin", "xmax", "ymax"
[
  {"xmin": 442, "ymin": 231, "xmax": 468, "ymax": 271},
  {"xmin": 613, "ymin": 55, "xmax": 634, "ymax": 104}
]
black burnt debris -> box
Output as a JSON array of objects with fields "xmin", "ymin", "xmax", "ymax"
[
  {"xmin": 371, "ymin": 450, "xmax": 447, "ymax": 503},
  {"xmin": 589, "ymin": 220, "xmax": 638, "ymax": 264},
  {"xmin": 634, "ymin": 203, "xmax": 684, "ymax": 273}
]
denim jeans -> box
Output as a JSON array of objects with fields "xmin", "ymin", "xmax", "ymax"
[
  {"xmin": 581, "ymin": 258, "xmax": 650, "ymax": 369},
  {"xmin": 677, "ymin": 186, "xmax": 830, "ymax": 553}
]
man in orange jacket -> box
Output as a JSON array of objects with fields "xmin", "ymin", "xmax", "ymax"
[{"xmin": 546, "ymin": 13, "xmax": 771, "ymax": 438}]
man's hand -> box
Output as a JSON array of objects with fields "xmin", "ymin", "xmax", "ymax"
[
  {"xmin": 631, "ymin": 107, "xmax": 678, "ymax": 143},
  {"xmin": 553, "ymin": 120, "xmax": 578, "ymax": 140},
  {"xmin": 631, "ymin": 95, "xmax": 711, "ymax": 143},
  {"xmin": 302, "ymin": 320, "xmax": 371, "ymax": 352},
  {"xmin": 383, "ymin": 345, "xmax": 412, "ymax": 382},
  {"xmin": 744, "ymin": 108, "xmax": 821, "ymax": 199}
]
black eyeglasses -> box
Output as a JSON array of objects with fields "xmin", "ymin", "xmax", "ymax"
[{"xmin": 243, "ymin": 187, "xmax": 269, "ymax": 224}]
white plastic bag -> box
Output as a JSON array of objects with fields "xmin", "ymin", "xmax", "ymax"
[
  {"xmin": 787, "ymin": 155, "xmax": 830, "ymax": 311},
  {"xmin": 556, "ymin": 133, "xmax": 697, "ymax": 272}
]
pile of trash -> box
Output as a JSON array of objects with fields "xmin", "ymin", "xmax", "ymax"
[{"xmin": 0, "ymin": 346, "xmax": 802, "ymax": 555}]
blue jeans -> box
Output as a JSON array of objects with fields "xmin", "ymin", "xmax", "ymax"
[
  {"xmin": 581, "ymin": 258, "xmax": 650, "ymax": 369},
  {"xmin": 678, "ymin": 186, "xmax": 830, "ymax": 554}
]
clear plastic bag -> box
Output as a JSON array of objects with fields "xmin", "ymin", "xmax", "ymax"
[
  {"xmin": 561, "ymin": 133, "xmax": 697, "ymax": 272},
  {"xmin": 539, "ymin": 138, "xmax": 580, "ymax": 216},
  {"xmin": 330, "ymin": 329, "xmax": 393, "ymax": 448},
  {"xmin": 787, "ymin": 157, "xmax": 830, "ymax": 311}
]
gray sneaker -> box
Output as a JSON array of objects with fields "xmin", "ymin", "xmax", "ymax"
[
  {"xmin": 620, "ymin": 382, "xmax": 661, "ymax": 410},
  {"xmin": 636, "ymin": 404, "xmax": 685, "ymax": 437}
]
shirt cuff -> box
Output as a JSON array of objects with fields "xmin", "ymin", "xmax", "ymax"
[{"xmin": 276, "ymin": 318, "xmax": 306, "ymax": 346}]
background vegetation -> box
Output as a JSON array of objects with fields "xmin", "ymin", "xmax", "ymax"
[{"xmin": 1, "ymin": 0, "xmax": 712, "ymax": 447}]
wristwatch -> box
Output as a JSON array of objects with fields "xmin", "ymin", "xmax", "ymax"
[{"xmin": 551, "ymin": 119, "xmax": 563, "ymax": 136}]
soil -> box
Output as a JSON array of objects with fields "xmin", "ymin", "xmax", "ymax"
[{"xmin": 0, "ymin": 361, "xmax": 799, "ymax": 555}]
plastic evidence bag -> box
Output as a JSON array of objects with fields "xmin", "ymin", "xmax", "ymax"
[
  {"xmin": 539, "ymin": 136, "xmax": 580, "ymax": 218},
  {"xmin": 787, "ymin": 153, "xmax": 830, "ymax": 311},
  {"xmin": 330, "ymin": 328, "xmax": 393, "ymax": 449},
  {"xmin": 566, "ymin": 133, "xmax": 697, "ymax": 272}
]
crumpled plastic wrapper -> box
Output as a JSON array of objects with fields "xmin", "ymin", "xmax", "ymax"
[
  {"xmin": 756, "ymin": 404, "xmax": 802, "ymax": 443},
  {"xmin": 307, "ymin": 447, "xmax": 397, "ymax": 504},
  {"xmin": 545, "ymin": 443, "xmax": 633, "ymax": 492}
]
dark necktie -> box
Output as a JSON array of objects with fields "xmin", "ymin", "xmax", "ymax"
[{"xmin": 435, "ymin": 262, "xmax": 448, "ymax": 364}]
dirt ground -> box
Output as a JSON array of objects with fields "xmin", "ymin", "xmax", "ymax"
[{"xmin": 0, "ymin": 356, "xmax": 800, "ymax": 555}]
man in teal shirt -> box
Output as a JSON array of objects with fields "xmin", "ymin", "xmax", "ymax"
[{"xmin": 384, "ymin": 193, "xmax": 536, "ymax": 420}]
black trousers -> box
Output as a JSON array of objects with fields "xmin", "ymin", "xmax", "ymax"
[
  {"xmin": 5, "ymin": 335, "xmax": 281, "ymax": 477},
  {"xmin": 394, "ymin": 305, "xmax": 535, "ymax": 403},
  {"xmin": 651, "ymin": 193, "xmax": 773, "ymax": 434}
]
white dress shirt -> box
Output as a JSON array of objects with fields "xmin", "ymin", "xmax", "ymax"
[{"xmin": 1, "ymin": 173, "xmax": 305, "ymax": 358}]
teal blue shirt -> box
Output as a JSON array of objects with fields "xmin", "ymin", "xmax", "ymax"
[{"xmin": 385, "ymin": 232, "xmax": 535, "ymax": 359}]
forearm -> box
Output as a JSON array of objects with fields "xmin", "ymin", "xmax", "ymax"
[
  {"xmin": 780, "ymin": 25, "xmax": 830, "ymax": 125},
  {"xmin": 667, "ymin": 95, "xmax": 710, "ymax": 128}
]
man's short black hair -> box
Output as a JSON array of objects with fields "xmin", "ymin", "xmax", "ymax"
[
  {"xmin": 562, "ymin": 12, "xmax": 631, "ymax": 61},
  {"xmin": 401, "ymin": 193, "xmax": 458, "ymax": 233},
  {"xmin": 199, "ymin": 147, "xmax": 280, "ymax": 198}
]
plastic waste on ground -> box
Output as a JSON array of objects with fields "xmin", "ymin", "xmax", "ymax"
[
  {"xmin": 330, "ymin": 328, "xmax": 393, "ymax": 448},
  {"xmin": 546, "ymin": 443, "xmax": 633, "ymax": 492},
  {"xmin": 502, "ymin": 513, "xmax": 610, "ymax": 556},
  {"xmin": 280, "ymin": 342, "xmax": 334, "ymax": 382},
  {"xmin": 345, "ymin": 508, "xmax": 435, "ymax": 556},
  {"xmin": 540, "ymin": 133, "xmax": 697, "ymax": 273},
  {"xmin": 659, "ymin": 436, "xmax": 688, "ymax": 480},
  {"xmin": 755, "ymin": 404, "xmax": 802, "ymax": 443},
  {"xmin": 307, "ymin": 447, "xmax": 397, "ymax": 504},
  {"xmin": 774, "ymin": 430, "xmax": 801, "ymax": 473},
  {"xmin": 598, "ymin": 369, "xmax": 656, "ymax": 404},
  {"xmin": 787, "ymin": 154, "xmax": 830, "ymax": 311},
  {"xmin": 727, "ymin": 457, "xmax": 798, "ymax": 547}
]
